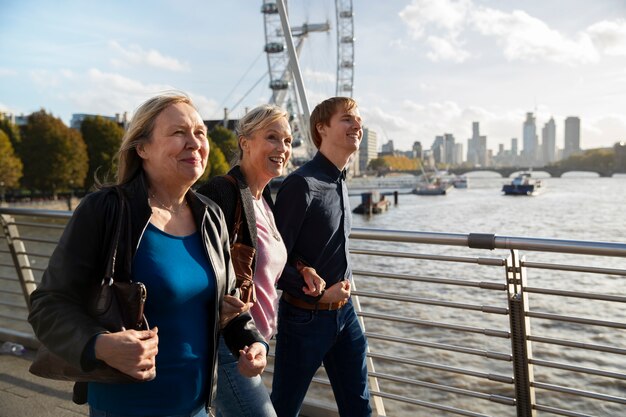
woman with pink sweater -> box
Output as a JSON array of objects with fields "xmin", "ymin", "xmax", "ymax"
[{"xmin": 197, "ymin": 104, "xmax": 324, "ymax": 417}]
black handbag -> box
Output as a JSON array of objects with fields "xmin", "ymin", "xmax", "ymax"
[{"xmin": 29, "ymin": 187, "xmax": 150, "ymax": 384}]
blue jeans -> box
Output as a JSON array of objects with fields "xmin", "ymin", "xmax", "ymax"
[
  {"xmin": 215, "ymin": 337, "xmax": 277, "ymax": 417},
  {"xmin": 89, "ymin": 404, "xmax": 207, "ymax": 417},
  {"xmin": 270, "ymin": 297, "xmax": 372, "ymax": 417}
]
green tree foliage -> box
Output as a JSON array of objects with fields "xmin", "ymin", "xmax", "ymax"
[
  {"xmin": 80, "ymin": 116, "xmax": 125, "ymax": 189},
  {"xmin": 556, "ymin": 148, "xmax": 615, "ymax": 173},
  {"xmin": 197, "ymin": 138, "xmax": 229, "ymax": 184},
  {"xmin": 367, "ymin": 157, "xmax": 390, "ymax": 174},
  {"xmin": 20, "ymin": 110, "xmax": 89, "ymax": 193},
  {"xmin": 0, "ymin": 117, "xmax": 22, "ymax": 150},
  {"xmin": 0, "ymin": 130, "xmax": 23, "ymax": 188},
  {"xmin": 210, "ymin": 125, "xmax": 239, "ymax": 164}
]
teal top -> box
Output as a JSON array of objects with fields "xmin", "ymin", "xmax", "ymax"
[{"xmin": 89, "ymin": 223, "xmax": 216, "ymax": 415}]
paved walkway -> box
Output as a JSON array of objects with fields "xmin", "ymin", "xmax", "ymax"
[{"xmin": 0, "ymin": 348, "xmax": 87, "ymax": 417}]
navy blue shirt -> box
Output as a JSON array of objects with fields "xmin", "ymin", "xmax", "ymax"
[{"xmin": 274, "ymin": 152, "xmax": 352, "ymax": 303}]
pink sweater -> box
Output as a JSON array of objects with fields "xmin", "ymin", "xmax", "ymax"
[{"xmin": 250, "ymin": 198, "xmax": 287, "ymax": 340}]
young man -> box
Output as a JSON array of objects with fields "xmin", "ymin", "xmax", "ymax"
[{"xmin": 271, "ymin": 97, "xmax": 372, "ymax": 417}]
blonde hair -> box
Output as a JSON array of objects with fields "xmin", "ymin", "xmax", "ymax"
[
  {"xmin": 235, "ymin": 104, "xmax": 289, "ymax": 160},
  {"xmin": 116, "ymin": 92, "xmax": 195, "ymax": 184},
  {"xmin": 310, "ymin": 97, "xmax": 357, "ymax": 149}
]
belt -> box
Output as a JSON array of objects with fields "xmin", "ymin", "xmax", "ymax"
[{"xmin": 283, "ymin": 292, "xmax": 348, "ymax": 311}]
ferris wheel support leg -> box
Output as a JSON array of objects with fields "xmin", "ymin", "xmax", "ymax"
[{"xmin": 275, "ymin": 0, "xmax": 312, "ymax": 146}]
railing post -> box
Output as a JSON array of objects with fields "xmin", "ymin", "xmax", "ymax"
[
  {"xmin": 0, "ymin": 214, "xmax": 37, "ymax": 311},
  {"xmin": 506, "ymin": 249, "xmax": 536, "ymax": 417},
  {"xmin": 351, "ymin": 279, "xmax": 387, "ymax": 417}
]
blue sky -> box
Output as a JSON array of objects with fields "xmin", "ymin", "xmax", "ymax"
[{"xmin": 1, "ymin": 0, "xmax": 625, "ymax": 155}]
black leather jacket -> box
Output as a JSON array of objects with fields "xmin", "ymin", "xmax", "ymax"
[
  {"xmin": 28, "ymin": 172, "xmax": 264, "ymax": 406},
  {"xmin": 196, "ymin": 165, "xmax": 275, "ymax": 272}
]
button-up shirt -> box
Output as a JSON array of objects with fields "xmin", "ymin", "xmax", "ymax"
[{"xmin": 274, "ymin": 152, "xmax": 352, "ymax": 303}]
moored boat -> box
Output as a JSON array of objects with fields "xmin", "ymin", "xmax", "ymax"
[{"xmin": 502, "ymin": 172, "xmax": 544, "ymax": 195}]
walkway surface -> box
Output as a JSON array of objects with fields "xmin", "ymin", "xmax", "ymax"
[{"xmin": 0, "ymin": 348, "xmax": 87, "ymax": 417}]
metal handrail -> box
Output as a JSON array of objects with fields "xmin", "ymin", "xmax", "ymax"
[{"xmin": 2, "ymin": 207, "xmax": 626, "ymax": 417}]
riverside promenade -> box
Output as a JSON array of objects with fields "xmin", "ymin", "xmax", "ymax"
[{"xmin": 0, "ymin": 347, "xmax": 87, "ymax": 417}]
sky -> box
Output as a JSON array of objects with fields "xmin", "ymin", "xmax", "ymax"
[{"xmin": 1, "ymin": 0, "xmax": 626, "ymax": 156}]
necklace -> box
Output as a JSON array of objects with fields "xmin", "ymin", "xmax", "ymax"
[
  {"xmin": 149, "ymin": 191, "xmax": 187, "ymax": 215},
  {"xmin": 254, "ymin": 198, "xmax": 281, "ymax": 241}
]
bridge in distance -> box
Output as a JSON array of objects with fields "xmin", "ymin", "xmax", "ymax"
[{"xmin": 398, "ymin": 166, "xmax": 626, "ymax": 178}]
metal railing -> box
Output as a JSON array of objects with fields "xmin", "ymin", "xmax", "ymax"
[{"xmin": 1, "ymin": 207, "xmax": 625, "ymax": 417}]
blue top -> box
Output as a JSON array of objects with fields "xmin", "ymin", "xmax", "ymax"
[
  {"xmin": 89, "ymin": 223, "xmax": 215, "ymax": 415},
  {"xmin": 274, "ymin": 152, "xmax": 352, "ymax": 303}
]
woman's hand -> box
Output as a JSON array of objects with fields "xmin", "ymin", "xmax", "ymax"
[
  {"xmin": 300, "ymin": 266, "xmax": 326, "ymax": 297},
  {"xmin": 94, "ymin": 327, "xmax": 159, "ymax": 380},
  {"xmin": 319, "ymin": 280, "xmax": 350, "ymax": 304},
  {"xmin": 237, "ymin": 342, "xmax": 267, "ymax": 377},
  {"xmin": 220, "ymin": 294, "xmax": 252, "ymax": 328}
]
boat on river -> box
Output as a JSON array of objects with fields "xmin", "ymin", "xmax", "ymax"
[
  {"xmin": 414, "ymin": 176, "xmax": 453, "ymax": 195},
  {"xmin": 451, "ymin": 175, "xmax": 468, "ymax": 189},
  {"xmin": 502, "ymin": 172, "xmax": 544, "ymax": 195}
]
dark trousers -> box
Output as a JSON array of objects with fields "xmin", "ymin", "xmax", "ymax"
[{"xmin": 270, "ymin": 297, "xmax": 372, "ymax": 417}]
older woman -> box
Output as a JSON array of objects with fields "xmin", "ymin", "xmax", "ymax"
[
  {"xmin": 28, "ymin": 92, "xmax": 267, "ymax": 417},
  {"xmin": 197, "ymin": 104, "xmax": 325, "ymax": 417}
]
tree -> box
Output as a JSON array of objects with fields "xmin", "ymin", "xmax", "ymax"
[
  {"xmin": 20, "ymin": 110, "xmax": 89, "ymax": 195},
  {"xmin": 0, "ymin": 117, "xmax": 22, "ymax": 150},
  {"xmin": 368, "ymin": 157, "xmax": 391, "ymax": 175},
  {"xmin": 80, "ymin": 116, "xmax": 125, "ymax": 189},
  {"xmin": 210, "ymin": 125, "xmax": 239, "ymax": 164},
  {"xmin": 197, "ymin": 138, "xmax": 229, "ymax": 184},
  {"xmin": 0, "ymin": 129, "xmax": 23, "ymax": 189},
  {"xmin": 557, "ymin": 148, "xmax": 615, "ymax": 173}
]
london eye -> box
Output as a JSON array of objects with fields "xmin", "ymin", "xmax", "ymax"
[{"xmin": 261, "ymin": 0, "xmax": 355, "ymax": 157}]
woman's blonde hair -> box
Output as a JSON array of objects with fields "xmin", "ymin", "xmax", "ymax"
[
  {"xmin": 235, "ymin": 104, "xmax": 289, "ymax": 160},
  {"xmin": 116, "ymin": 92, "xmax": 195, "ymax": 184}
]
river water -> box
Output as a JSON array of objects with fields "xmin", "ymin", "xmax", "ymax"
[
  {"xmin": 342, "ymin": 174, "xmax": 626, "ymax": 416},
  {"xmin": 2, "ymin": 175, "xmax": 625, "ymax": 416}
]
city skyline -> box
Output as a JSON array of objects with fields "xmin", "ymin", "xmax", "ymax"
[{"xmin": 1, "ymin": 0, "xmax": 625, "ymax": 153}]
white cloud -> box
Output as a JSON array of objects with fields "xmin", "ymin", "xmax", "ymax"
[
  {"xmin": 29, "ymin": 70, "xmax": 60, "ymax": 87},
  {"xmin": 399, "ymin": 0, "xmax": 471, "ymax": 39},
  {"xmin": 471, "ymin": 8, "xmax": 599, "ymax": 65},
  {"xmin": 399, "ymin": 1, "xmax": 607, "ymax": 65},
  {"xmin": 302, "ymin": 68, "xmax": 335, "ymax": 84},
  {"xmin": 582, "ymin": 114, "xmax": 626, "ymax": 148},
  {"xmin": 108, "ymin": 40, "xmax": 190, "ymax": 72},
  {"xmin": 426, "ymin": 36, "xmax": 470, "ymax": 62},
  {"xmin": 0, "ymin": 68, "xmax": 18, "ymax": 77},
  {"xmin": 60, "ymin": 69, "xmax": 75, "ymax": 78},
  {"xmin": 56, "ymin": 69, "xmax": 219, "ymax": 122},
  {"xmin": 587, "ymin": 19, "xmax": 626, "ymax": 56}
]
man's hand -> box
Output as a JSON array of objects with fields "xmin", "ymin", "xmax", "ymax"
[
  {"xmin": 319, "ymin": 280, "xmax": 350, "ymax": 304},
  {"xmin": 300, "ymin": 266, "xmax": 326, "ymax": 297},
  {"xmin": 237, "ymin": 342, "xmax": 267, "ymax": 377},
  {"xmin": 94, "ymin": 327, "xmax": 159, "ymax": 381}
]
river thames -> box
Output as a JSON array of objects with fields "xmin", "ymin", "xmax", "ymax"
[{"xmin": 344, "ymin": 173, "xmax": 626, "ymax": 416}]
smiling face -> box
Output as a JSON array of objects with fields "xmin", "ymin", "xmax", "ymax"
[
  {"xmin": 317, "ymin": 104, "xmax": 363, "ymax": 156},
  {"xmin": 137, "ymin": 102, "xmax": 208, "ymax": 190},
  {"xmin": 240, "ymin": 116, "xmax": 292, "ymax": 186}
]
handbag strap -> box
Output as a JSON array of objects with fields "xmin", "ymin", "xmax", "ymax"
[
  {"xmin": 102, "ymin": 187, "xmax": 125, "ymax": 285},
  {"xmin": 223, "ymin": 175, "xmax": 244, "ymax": 244}
]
